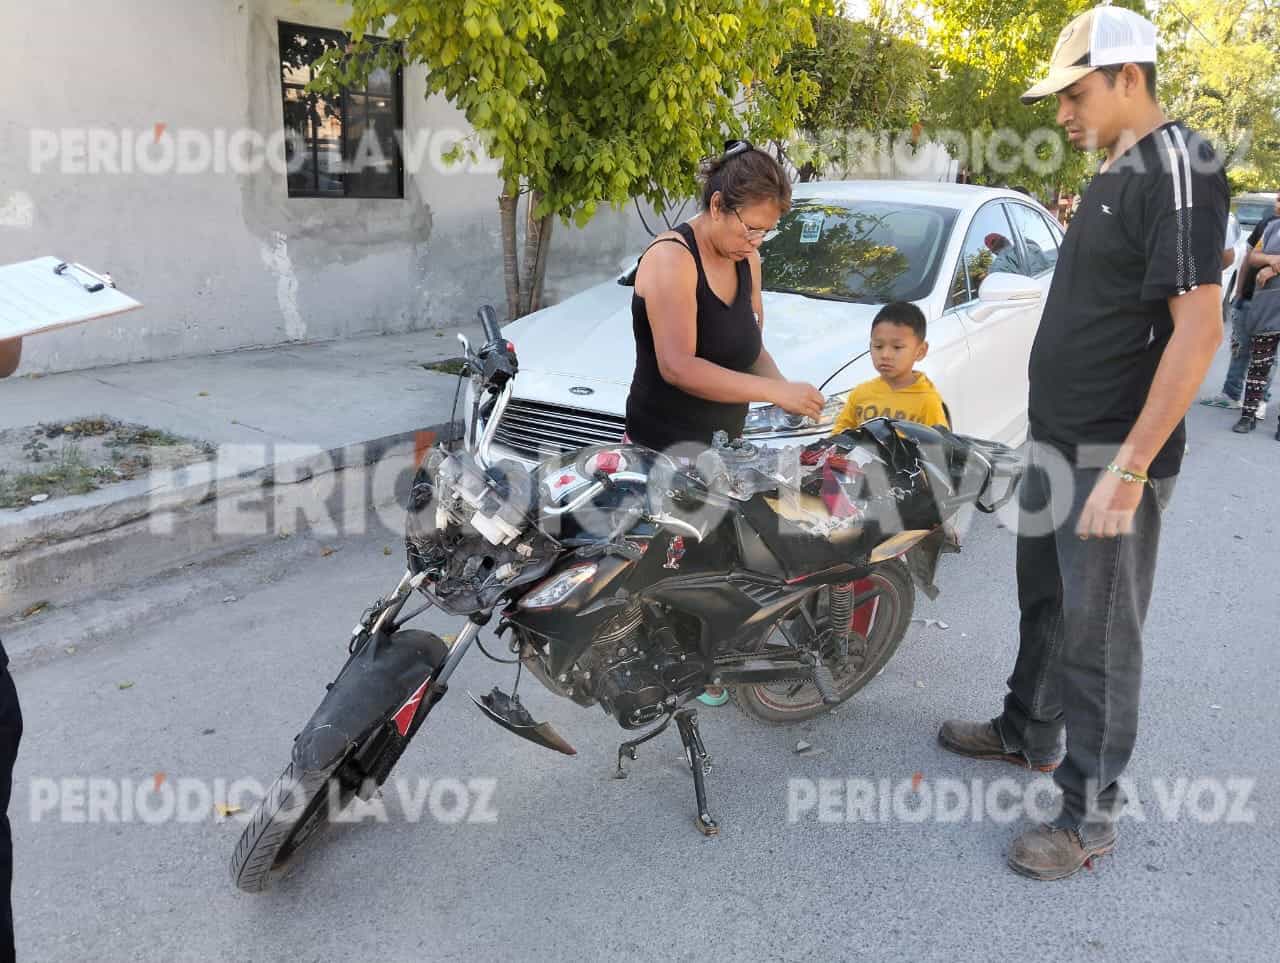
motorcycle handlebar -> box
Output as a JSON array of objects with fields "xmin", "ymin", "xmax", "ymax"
[{"xmin": 477, "ymin": 305, "xmax": 503, "ymax": 346}]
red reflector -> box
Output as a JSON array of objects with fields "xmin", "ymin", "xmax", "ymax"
[{"xmin": 596, "ymin": 452, "xmax": 621, "ymax": 474}]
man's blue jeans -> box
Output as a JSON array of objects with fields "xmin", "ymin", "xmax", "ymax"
[{"xmin": 1224, "ymin": 299, "xmax": 1275, "ymax": 401}]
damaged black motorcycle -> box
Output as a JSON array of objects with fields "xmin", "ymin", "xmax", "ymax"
[{"xmin": 230, "ymin": 306, "xmax": 1022, "ymax": 891}]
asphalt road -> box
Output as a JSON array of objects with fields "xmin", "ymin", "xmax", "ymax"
[{"xmin": 9, "ymin": 380, "xmax": 1279, "ymax": 962}]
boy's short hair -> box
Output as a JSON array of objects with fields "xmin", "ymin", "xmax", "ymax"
[{"xmin": 871, "ymin": 301, "xmax": 927, "ymax": 341}]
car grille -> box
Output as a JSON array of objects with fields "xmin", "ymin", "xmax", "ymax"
[{"xmin": 492, "ymin": 398, "xmax": 627, "ymax": 462}]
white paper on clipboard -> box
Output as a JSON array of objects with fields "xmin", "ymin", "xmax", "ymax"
[{"xmin": 0, "ymin": 256, "xmax": 142, "ymax": 340}]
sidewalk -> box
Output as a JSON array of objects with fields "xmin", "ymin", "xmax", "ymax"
[{"xmin": 0, "ymin": 325, "xmax": 483, "ymax": 620}]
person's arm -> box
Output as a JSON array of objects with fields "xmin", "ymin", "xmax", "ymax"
[
  {"xmin": 637, "ymin": 242, "xmax": 823, "ymax": 417},
  {"xmin": 0, "ymin": 338, "xmax": 21, "ymax": 378},
  {"xmin": 1077, "ymin": 148, "xmax": 1228, "ymax": 539},
  {"xmin": 1221, "ymin": 248, "xmax": 1235, "ymax": 269},
  {"xmin": 745, "ymin": 251, "xmax": 786, "ymax": 381},
  {"xmin": 748, "ymin": 249, "xmax": 765, "ymax": 330},
  {"xmin": 750, "ymin": 348, "xmax": 786, "ymax": 381},
  {"xmin": 1247, "ymin": 247, "xmax": 1280, "ymax": 270},
  {"xmin": 1077, "ymin": 285, "xmax": 1222, "ymax": 537}
]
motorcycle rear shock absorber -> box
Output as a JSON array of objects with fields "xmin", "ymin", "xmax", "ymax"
[{"xmin": 828, "ymin": 583, "xmax": 854, "ymax": 658}]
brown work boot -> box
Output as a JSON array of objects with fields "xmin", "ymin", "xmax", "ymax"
[
  {"xmin": 936, "ymin": 719, "xmax": 1059, "ymax": 772},
  {"xmin": 1007, "ymin": 823, "xmax": 1118, "ymax": 881}
]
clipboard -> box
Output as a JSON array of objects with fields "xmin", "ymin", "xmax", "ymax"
[{"xmin": 0, "ymin": 256, "xmax": 142, "ymax": 340}]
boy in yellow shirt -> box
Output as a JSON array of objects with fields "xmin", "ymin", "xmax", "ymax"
[{"xmin": 833, "ymin": 301, "xmax": 949, "ymax": 433}]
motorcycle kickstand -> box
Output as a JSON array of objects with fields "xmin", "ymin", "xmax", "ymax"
[
  {"xmin": 613, "ymin": 710, "xmax": 675, "ymax": 780},
  {"xmin": 674, "ymin": 708, "xmax": 719, "ymax": 837}
]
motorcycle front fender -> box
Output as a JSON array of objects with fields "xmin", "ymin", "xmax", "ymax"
[{"xmin": 291, "ymin": 628, "xmax": 449, "ymax": 773}]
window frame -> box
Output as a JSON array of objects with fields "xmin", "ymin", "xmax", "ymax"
[
  {"xmin": 1004, "ymin": 202, "xmax": 1060, "ymax": 279},
  {"xmin": 278, "ymin": 20, "xmax": 405, "ymax": 200},
  {"xmin": 945, "ymin": 200, "xmax": 1021, "ymax": 310}
]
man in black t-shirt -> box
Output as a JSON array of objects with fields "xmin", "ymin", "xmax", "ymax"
[
  {"xmin": 0, "ymin": 334, "xmax": 22, "ymax": 961},
  {"xmin": 936, "ymin": 6, "xmax": 1228, "ymax": 880}
]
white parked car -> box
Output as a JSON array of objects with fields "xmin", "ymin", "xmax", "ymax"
[
  {"xmin": 1222, "ymin": 212, "xmax": 1247, "ymax": 306},
  {"xmin": 481, "ymin": 182, "xmax": 1064, "ymax": 466}
]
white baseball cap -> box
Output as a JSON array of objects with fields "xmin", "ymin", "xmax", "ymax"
[{"xmin": 1021, "ymin": 5, "xmax": 1159, "ymax": 104}]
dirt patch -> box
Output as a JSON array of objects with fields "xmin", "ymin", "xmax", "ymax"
[
  {"xmin": 0, "ymin": 416, "xmax": 215, "ymax": 511},
  {"xmin": 420, "ymin": 357, "xmax": 467, "ymax": 376}
]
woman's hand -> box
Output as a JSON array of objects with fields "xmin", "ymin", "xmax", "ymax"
[{"xmin": 770, "ymin": 380, "xmax": 825, "ymax": 420}]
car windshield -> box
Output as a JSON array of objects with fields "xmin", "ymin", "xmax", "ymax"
[
  {"xmin": 760, "ymin": 200, "xmax": 957, "ymax": 303},
  {"xmin": 1235, "ymin": 201, "xmax": 1273, "ymax": 226}
]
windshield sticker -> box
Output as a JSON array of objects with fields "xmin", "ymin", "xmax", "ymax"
[{"xmin": 799, "ymin": 212, "xmax": 825, "ymax": 244}]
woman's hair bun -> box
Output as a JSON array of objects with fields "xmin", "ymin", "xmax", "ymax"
[{"xmin": 698, "ymin": 139, "xmax": 791, "ymax": 214}]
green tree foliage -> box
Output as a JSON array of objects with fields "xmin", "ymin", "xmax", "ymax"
[
  {"xmin": 1156, "ymin": 1, "xmax": 1280, "ymax": 192},
  {"xmin": 310, "ymin": 0, "xmax": 827, "ymax": 317},
  {"xmin": 776, "ymin": 1, "xmax": 931, "ymax": 181},
  {"xmin": 926, "ymin": 0, "xmax": 1148, "ymax": 196}
]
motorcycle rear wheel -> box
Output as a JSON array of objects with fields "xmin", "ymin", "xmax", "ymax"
[{"xmin": 731, "ymin": 558, "xmax": 914, "ymax": 724}]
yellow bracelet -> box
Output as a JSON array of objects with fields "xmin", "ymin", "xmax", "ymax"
[{"xmin": 1106, "ymin": 463, "xmax": 1149, "ymax": 485}]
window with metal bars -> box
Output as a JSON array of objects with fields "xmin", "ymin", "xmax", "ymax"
[{"xmin": 278, "ymin": 22, "xmax": 404, "ymax": 199}]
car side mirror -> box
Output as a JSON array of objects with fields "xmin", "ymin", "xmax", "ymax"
[{"xmin": 969, "ymin": 272, "xmax": 1042, "ymax": 321}]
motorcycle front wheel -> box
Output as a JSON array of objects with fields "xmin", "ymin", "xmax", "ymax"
[
  {"xmin": 228, "ymin": 756, "xmax": 358, "ymax": 893},
  {"xmin": 229, "ymin": 716, "xmax": 419, "ymax": 892},
  {"xmin": 731, "ymin": 558, "xmax": 915, "ymax": 723}
]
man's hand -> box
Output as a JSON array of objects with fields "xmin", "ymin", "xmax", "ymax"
[
  {"xmin": 1257, "ymin": 265, "xmax": 1277, "ymax": 290},
  {"xmin": 1076, "ymin": 470, "xmax": 1146, "ymax": 539},
  {"xmin": 0, "ymin": 337, "xmax": 21, "ymax": 378}
]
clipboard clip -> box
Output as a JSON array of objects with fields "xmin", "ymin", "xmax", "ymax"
[{"xmin": 53, "ymin": 261, "xmax": 115, "ymax": 294}]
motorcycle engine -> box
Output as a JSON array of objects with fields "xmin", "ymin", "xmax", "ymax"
[
  {"xmin": 594, "ymin": 617, "xmax": 707, "ymax": 728},
  {"xmin": 518, "ymin": 601, "xmax": 707, "ymax": 729}
]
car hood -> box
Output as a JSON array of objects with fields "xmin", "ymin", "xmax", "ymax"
[{"xmin": 504, "ymin": 280, "xmax": 882, "ymax": 393}]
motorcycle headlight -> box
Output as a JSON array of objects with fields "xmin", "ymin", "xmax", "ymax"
[
  {"xmin": 518, "ymin": 563, "xmax": 598, "ymax": 610},
  {"xmin": 742, "ymin": 391, "xmax": 849, "ymax": 437}
]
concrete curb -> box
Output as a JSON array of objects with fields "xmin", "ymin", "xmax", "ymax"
[{"xmin": 1, "ymin": 418, "xmax": 460, "ymax": 619}]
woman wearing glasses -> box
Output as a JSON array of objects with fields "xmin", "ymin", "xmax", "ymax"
[
  {"xmin": 625, "ymin": 141, "xmax": 823, "ymax": 705},
  {"xmin": 626, "ymin": 140, "xmax": 823, "ymax": 453}
]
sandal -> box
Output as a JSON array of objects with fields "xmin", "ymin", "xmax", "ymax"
[{"xmin": 696, "ymin": 686, "xmax": 730, "ymax": 707}]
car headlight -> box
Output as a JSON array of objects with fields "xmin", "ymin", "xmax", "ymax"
[{"xmin": 742, "ymin": 391, "xmax": 849, "ymax": 437}]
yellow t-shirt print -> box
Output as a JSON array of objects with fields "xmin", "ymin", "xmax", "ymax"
[{"xmin": 832, "ymin": 372, "xmax": 950, "ymax": 434}]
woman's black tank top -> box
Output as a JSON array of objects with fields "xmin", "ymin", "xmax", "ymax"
[{"xmin": 625, "ymin": 222, "xmax": 762, "ymax": 451}]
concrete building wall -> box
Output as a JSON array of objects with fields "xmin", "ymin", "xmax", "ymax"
[{"xmin": 0, "ymin": 0, "xmax": 654, "ymax": 374}]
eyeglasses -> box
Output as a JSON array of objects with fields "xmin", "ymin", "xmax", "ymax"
[{"xmin": 731, "ymin": 208, "xmax": 776, "ymax": 242}]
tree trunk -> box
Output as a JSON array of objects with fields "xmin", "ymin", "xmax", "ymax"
[
  {"xmin": 798, "ymin": 161, "xmax": 817, "ymax": 183},
  {"xmin": 518, "ymin": 191, "xmax": 544, "ymax": 317},
  {"xmin": 528, "ymin": 215, "xmax": 554, "ymax": 314},
  {"xmin": 499, "ymin": 192, "xmax": 521, "ymax": 321}
]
